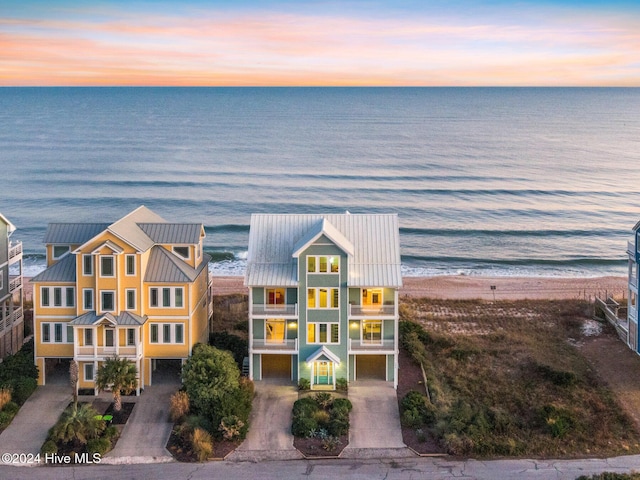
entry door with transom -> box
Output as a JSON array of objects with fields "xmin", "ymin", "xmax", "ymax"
[{"xmin": 314, "ymin": 361, "xmax": 333, "ymax": 385}]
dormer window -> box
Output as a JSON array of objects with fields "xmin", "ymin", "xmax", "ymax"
[
  {"xmin": 173, "ymin": 246, "xmax": 190, "ymax": 259},
  {"xmin": 53, "ymin": 245, "xmax": 70, "ymax": 259},
  {"xmin": 100, "ymin": 256, "xmax": 115, "ymax": 277}
]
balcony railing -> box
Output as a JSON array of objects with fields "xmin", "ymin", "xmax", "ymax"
[
  {"xmin": 348, "ymin": 338, "xmax": 395, "ymax": 352},
  {"xmin": 0, "ymin": 307, "xmax": 23, "ymax": 331},
  {"xmin": 8, "ymin": 276, "xmax": 22, "ymax": 293},
  {"xmin": 251, "ymin": 303, "xmax": 298, "ymax": 317},
  {"xmin": 251, "ymin": 338, "xmax": 298, "ymax": 352},
  {"xmin": 349, "ymin": 304, "xmax": 395, "ymax": 317},
  {"xmin": 629, "ymin": 241, "xmax": 635, "ymax": 255},
  {"xmin": 8, "ymin": 242, "xmax": 22, "ymax": 262},
  {"xmin": 75, "ymin": 345, "xmax": 141, "ymax": 359}
]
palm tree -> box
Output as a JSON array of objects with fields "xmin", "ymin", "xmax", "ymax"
[
  {"xmin": 51, "ymin": 403, "xmax": 105, "ymax": 447},
  {"xmin": 95, "ymin": 356, "xmax": 138, "ymax": 412}
]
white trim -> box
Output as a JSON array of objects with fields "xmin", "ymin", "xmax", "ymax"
[
  {"xmin": 52, "ymin": 245, "xmax": 70, "ymax": 260},
  {"xmin": 40, "ymin": 286, "xmax": 75, "ymax": 308},
  {"xmin": 172, "ymin": 246, "xmax": 191, "ymax": 260},
  {"xmin": 40, "ymin": 322, "xmax": 73, "ymax": 343},
  {"xmin": 307, "ymin": 287, "xmax": 339, "ymax": 309},
  {"xmin": 82, "ymin": 254, "xmax": 93, "ymax": 276},
  {"xmin": 83, "ymin": 288, "xmax": 94, "ymax": 310},
  {"xmin": 100, "ymin": 290, "xmax": 116, "ymax": 312},
  {"xmin": 100, "ymin": 255, "xmax": 115, "ymax": 278},
  {"xmin": 149, "ymin": 322, "xmax": 185, "ymax": 344},
  {"xmin": 125, "ymin": 288, "xmax": 136, "ymax": 310},
  {"xmin": 84, "ymin": 363, "xmax": 95, "ymax": 382},
  {"xmin": 149, "ymin": 286, "xmax": 184, "ymax": 308},
  {"xmin": 125, "ymin": 254, "xmax": 136, "ymax": 276}
]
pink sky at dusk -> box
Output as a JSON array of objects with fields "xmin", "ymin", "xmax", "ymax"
[{"xmin": 1, "ymin": 1, "xmax": 639, "ymax": 86}]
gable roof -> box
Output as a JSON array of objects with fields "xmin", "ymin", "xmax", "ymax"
[
  {"xmin": 246, "ymin": 213, "xmax": 402, "ymax": 287},
  {"xmin": 306, "ymin": 346, "xmax": 341, "ymax": 365},
  {"xmin": 69, "ymin": 311, "xmax": 147, "ymax": 326},
  {"xmin": 138, "ymin": 223, "xmax": 202, "ymax": 244},
  {"xmin": 44, "ymin": 223, "xmax": 110, "ymax": 245}
]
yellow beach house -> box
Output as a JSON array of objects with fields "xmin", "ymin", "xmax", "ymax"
[
  {"xmin": 0, "ymin": 212, "xmax": 24, "ymax": 359},
  {"xmin": 32, "ymin": 206, "xmax": 212, "ymax": 393}
]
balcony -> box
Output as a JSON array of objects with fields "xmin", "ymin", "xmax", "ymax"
[
  {"xmin": 348, "ymin": 304, "xmax": 395, "ymax": 317},
  {"xmin": 348, "ymin": 338, "xmax": 395, "ymax": 352},
  {"xmin": 8, "ymin": 276, "xmax": 22, "ymax": 294},
  {"xmin": 251, "ymin": 338, "xmax": 298, "ymax": 352},
  {"xmin": 8, "ymin": 242, "xmax": 22, "ymax": 263},
  {"xmin": 0, "ymin": 306, "xmax": 23, "ymax": 331},
  {"xmin": 629, "ymin": 241, "xmax": 635, "ymax": 256},
  {"xmin": 251, "ymin": 303, "xmax": 298, "ymax": 317},
  {"xmin": 75, "ymin": 344, "xmax": 141, "ymax": 360}
]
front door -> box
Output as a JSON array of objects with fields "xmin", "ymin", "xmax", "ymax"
[{"xmin": 314, "ymin": 361, "xmax": 333, "ymax": 385}]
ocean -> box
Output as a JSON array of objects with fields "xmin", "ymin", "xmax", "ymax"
[{"xmin": 1, "ymin": 87, "xmax": 639, "ymax": 278}]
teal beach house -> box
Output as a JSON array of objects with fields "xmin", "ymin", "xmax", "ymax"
[{"xmin": 245, "ymin": 213, "xmax": 402, "ymax": 390}]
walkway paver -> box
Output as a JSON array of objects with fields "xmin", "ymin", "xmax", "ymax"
[
  {"xmin": 103, "ymin": 383, "xmax": 179, "ymax": 464},
  {"xmin": 228, "ymin": 380, "xmax": 302, "ymax": 461},
  {"xmin": 0, "ymin": 385, "xmax": 70, "ymax": 458}
]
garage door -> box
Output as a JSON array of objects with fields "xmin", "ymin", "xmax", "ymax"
[
  {"xmin": 262, "ymin": 354, "xmax": 292, "ymax": 379},
  {"xmin": 356, "ymin": 355, "xmax": 386, "ymax": 380}
]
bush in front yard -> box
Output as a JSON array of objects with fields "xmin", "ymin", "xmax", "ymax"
[{"xmin": 291, "ymin": 394, "xmax": 351, "ymax": 439}]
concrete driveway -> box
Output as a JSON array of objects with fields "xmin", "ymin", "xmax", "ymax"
[
  {"xmin": 342, "ymin": 380, "xmax": 410, "ymax": 458},
  {"xmin": 228, "ymin": 379, "xmax": 302, "ymax": 461},
  {"xmin": 102, "ymin": 383, "xmax": 178, "ymax": 464},
  {"xmin": 0, "ymin": 385, "xmax": 71, "ymax": 460}
]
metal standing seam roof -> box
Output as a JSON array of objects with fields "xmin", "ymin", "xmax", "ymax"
[
  {"xmin": 138, "ymin": 223, "xmax": 202, "ymax": 244},
  {"xmin": 69, "ymin": 311, "xmax": 147, "ymax": 326},
  {"xmin": 31, "ymin": 253, "xmax": 76, "ymax": 282},
  {"xmin": 245, "ymin": 213, "xmax": 402, "ymax": 287},
  {"xmin": 106, "ymin": 206, "xmax": 167, "ymax": 252},
  {"xmin": 144, "ymin": 246, "xmax": 211, "ymax": 283},
  {"xmin": 43, "ymin": 223, "xmax": 110, "ymax": 245}
]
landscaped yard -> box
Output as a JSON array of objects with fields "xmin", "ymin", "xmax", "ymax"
[{"xmin": 397, "ymin": 298, "xmax": 640, "ymax": 458}]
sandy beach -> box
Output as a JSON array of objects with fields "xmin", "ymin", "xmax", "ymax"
[
  {"xmin": 206, "ymin": 275, "xmax": 628, "ymax": 301},
  {"xmin": 22, "ymin": 275, "xmax": 627, "ymax": 302}
]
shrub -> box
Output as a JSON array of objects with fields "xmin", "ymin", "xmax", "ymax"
[
  {"xmin": 0, "ymin": 388, "xmax": 11, "ymax": 410},
  {"xmin": 314, "ymin": 392, "xmax": 333, "ymax": 409},
  {"xmin": 8, "ymin": 377, "xmax": 37, "ymax": 405},
  {"xmin": 41, "ymin": 440, "xmax": 58, "ymax": 455},
  {"xmin": 336, "ymin": 378, "xmax": 348, "ymax": 392},
  {"xmin": 179, "ymin": 415, "xmax": 213, "ymax": 441},
  {"xmin": 539, "ymin": 405, "xmax": 575, "ymax": 438},
  {"xmin": 191, "ymin": 427, "xmax": 213, "ymax": 462},
  {"xmin": 169, "ymin": 391, "xmax": 190, "ymax": 422},
  {"xmin": 0, "ymin": 340, "xmax": 38, "ymax": 384},
  {"xmin": 291, "ymin": 416, "xmax": 317, "ymax": 438},
  {"xmin": 322, "ymin": 435, "xmax": 342, "ymax": 452},
  {"xmin": 2, "ymin": 401, "xmax": 19, "ymax": 416},
  {"xmin": 298, "ymin": 378, "xmax": 310, "ymax": 390},
  {"xmin": 400, "ymin": 391, "xmax": 435, "ymax": 428},
  {"xmin": 332, "ymin": 398, "xmax": 353, "ymax": 412},
  {"xmin": 312, "ymin": 409, "xmax": 330, "ymax": 426},
  {"xmin": 219, "ymin": 415, "xmax": 245, "ymax": 441},
  {"xmin": 103, "ymin": 425, "xmax": 118, "ymax": 440},
  {"xmin": 86, "ymin": 437, "xmax": 111, "ymax": 456},
  {"xmin": 292, "ymin": 397, "xmax": 318, "ymax": 417},
  {"xmin": 209, "ymin": 332, "xmax": 248, "ymax": 367},
  {"xmin": 328, "ymin": 416, "xmax": 349, "ymax": 437},
  {"xmin": 536, "ymin": 364, "xmax": 578, "ymax": 387},
  {"xmin": 0, "ymin": 411, "xmax": 15, "ymax": 428}
]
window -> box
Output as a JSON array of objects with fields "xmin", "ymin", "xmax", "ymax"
[
  {"xmin": 101, "ymin": 291, "xmax": 115, "ymax": 312},
  {"xmin": 127, "ymin": 328, "xmax": 136, "ymax": 346},
  {"xmin": 266, "ymin": 319, "xmax": 286, "ymax": 343},
  {"xmin": 54, "ymin": 287, "xmax": 62, "ymax": 307},
  {"xmin": 83, "ymin": 254, "xmax": 93, "ymax": 276},
  {"xmin": 41, "ymin": 286, "xmax": 75, "ymax": 308},
  {"xmin": 83, "ymin": 289, "xmax": 94, "ymax": 310},
  {"xmin": 173, "ymin": 246, "xmax": 190, "ymax": 259},
  {"xmin": 150, "ymin": 287, "xmax": 183, "ymax": 308},
  {"xmin": 125, "ymin": 255, "xmax": 135, "ymax": 275},
  {"xmin": 85, "ymin": 328, "xmax": 93, "ymax": 346},
  {"xmin": 126, "ymin": 289, "xmax": 136, "ymax": 310},
  {"xmin": 307, "ymin": 288, "xmax": 339, "ymax": 309},
  {"xmin": 149, "ymin": 323, "xmax": 185, "ymax": 344},
  {"xmin": 84, "ymin": 364, "xmax": 94, "ymax": 382},
  {"xmin": 307, "ymin": 256, "xmax": 339, "ymax": 273},
  {"xmin": 307, "ymin": 323, "xmax": 339, "ymax": 344},
  {"xmin": 42, "ymin": 323, "xmax": 50, "ymax": 343},
  {"xmin": 53, "ymin": 245, "xmax": 70, "ymax": 259},
  {"xmin": 66, "ymin": 287, "xmax": 75, "ymax": 307},
  {"xmin": 363, "ymin": 288, "xmax": 383, "ymax": 307},
  {"xmin": 41, "ymin": 287, "xmax": 50, "ymax": 307},
  {"xmin": 100, "ymin": 256, "xmax": 114, "ymax": 277},
  {"xmin": 362, "ymin": 320, "xmax": 382, "ymax": 344},
  {"xmin": 41, "ymin": 323, "xmax": 73, "ymax": 343},
  {"xmin": 266, "ymin": 288, "xmax": 285, "ymax": 306}
]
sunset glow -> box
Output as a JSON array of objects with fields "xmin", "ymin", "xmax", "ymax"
[{"xmin": 2, "ymin": 1, "xmax": 640, "ymax": 86}]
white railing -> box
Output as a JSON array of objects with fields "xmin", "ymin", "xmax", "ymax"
[
  {"xmin": 348, "ymin": 304, "xmax": 395, "ymax": 316},
  {"xmin": 252, "ymin": 303, "xmax": 298, "ymax": 317},
  {"xmin": 8, "ymin": 276, "xmax": 22, "ymax": 293},
  {"xmin": 629, "ymin": 241, "xmax": 635, "ymax": 255},
  {"xmin": 251, "ymin": 338, "xmax": 298, "ymax": 352},
  {"xmin": 348, "ymin": 338, "xmax": 395, "ymax": 352},
  {"xmin": 75, "ymin": 345, "xmax": 141, "ymax": 358},
  {"xmin": 8, "ymin": 242, "xmax": 22, "ymax": 261}
]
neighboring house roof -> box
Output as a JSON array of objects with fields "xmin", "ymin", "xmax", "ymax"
[
  {"xmin": 31, "ymin": 253, "xmax": 76, "ymax": 282},
  {"xmin": 44, "ymin": 223, "xmax": 110, "ymax": 244},
  {"xmin": 306, "ymin": 346, "xmax": 341, "ymax": 365},
  {"xmin": 246, "ymin": 213, "xmax": 402, "ymax": 287},
  {"xmin": 138, "ymin": 223, "xmax": 202, "ymax": 244},
  {"xmin": 144, "ymin": 246, "xmax": 211, "ymax": 283},
  {"xmin": 69, "ymin": 311, "xmax": 147, "ymax": 326},
  {"xmin": 0, "ymin": 213, "xmax": 16, "ymax": 234},
  {"xmin": 633, "ymin": 220, "xmax": 640, "ymax": 232}
]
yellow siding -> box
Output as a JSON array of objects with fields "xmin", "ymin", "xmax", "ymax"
[{"xmin": 36, "ymin": 358, "xmax": 45, "ymax": 385}]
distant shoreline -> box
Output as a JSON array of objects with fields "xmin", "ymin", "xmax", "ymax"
[{"xmin": 206, "ymin": 275, "xmax": 628, "ymax": 301}]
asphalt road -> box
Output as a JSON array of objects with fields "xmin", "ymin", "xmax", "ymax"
[{"xmin": 1, "ymin": 454, "xmax": 639, "ymax": 480}]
